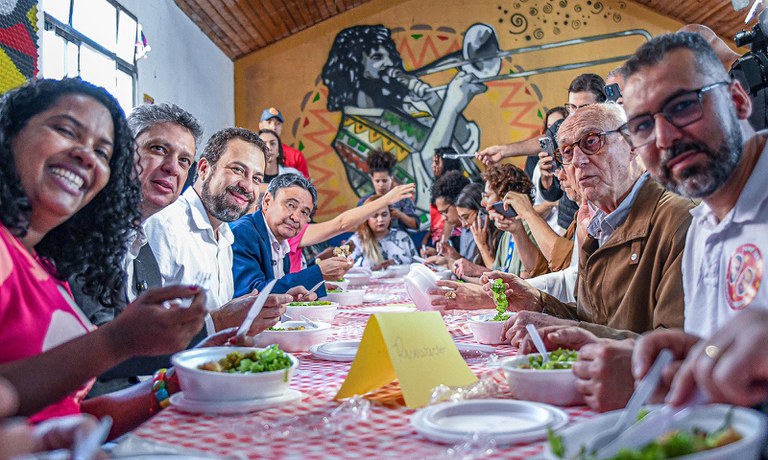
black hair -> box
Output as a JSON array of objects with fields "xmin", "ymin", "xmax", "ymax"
[
  {"xmin": 623, "ymin": 32, "xmax": 729, "ymax": 82},
  {"xmin": 266, "ymin": 173, "xmax": 318, "ymax": 215},
  {"xmin": 258, "ymin": 128, "xmax": 284, "ymax": 167},
  {"xmin": 434, "ymin": 146, "xmax": 463, "ymax": 175},
  {"xmin": 0, "ymin": 78, "xmax": 141, "ymax": 306},
  {"xmin": 366, "ymin": 149, "xmax": 397, "ymax": 174},
  {"xmin": 431, "ymin": 170, "xmax": 471, "ymax": 205},
  {"xmin": 568, "ymin": 73, "xmax": 607, "ymax": 102}
]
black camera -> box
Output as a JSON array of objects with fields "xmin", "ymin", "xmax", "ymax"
[{"xmin": 733, "ymin": 8, "xmax": 768, "ymax": 96}]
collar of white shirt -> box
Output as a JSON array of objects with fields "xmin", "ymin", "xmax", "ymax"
[
  {"xmin": 182, "ymin": 187, "xmax": 234, "ymax": 245},
  {"xmin": 691, "ymin": 135, "xmax": 768, "ymax": 227},
  {"xmin": 264, "ymin": 217, "xmax": 291, "ymax": 278}
]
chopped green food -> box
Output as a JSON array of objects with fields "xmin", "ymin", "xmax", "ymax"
[
  {"xmin": 328, "ymin": 289, "xmax": 342, "ymax": 293},
  {"xmin": 548, "ymin": 409, "xmax": 742, "ymax": 459},
  {"xmin": 286, "ymin": 300, "xmax": 333, "ymax": 306},
  {"xmin": 490, "ymin": 278, "xmax": 508, "ymax": 321},
  {"xmin": 197, "ymin": 345, "xmax": 293, "ymax": 374},
  {"xmin": 267, "ymin": 326, "xmax": 307, "ymax": 331},
  {"xmin": 521, "ymin": 348, "xmax": 578, "ymax": 370}
]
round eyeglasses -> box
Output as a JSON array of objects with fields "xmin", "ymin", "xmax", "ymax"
[
  {"xmin": 619, "ymin": 81, "xmax": 729, "ymax": 149},
  {"xmin": 556, "ymin": 129, "xmax": 624, "ymax": 165}
]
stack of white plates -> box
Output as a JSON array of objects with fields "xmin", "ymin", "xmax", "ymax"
[
  {"xmin": 309, "ymin": 340, "xmax": 360, "ymax": 362},
  {"xmin": 412, "ymin": 399, "xmax": 568, "ymax": 445},
  {"xmin": 170, "ymin": 389, "xmax": 302, "ymax": 415}
]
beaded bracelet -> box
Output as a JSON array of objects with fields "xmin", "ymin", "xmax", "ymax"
[{"xmin": 152, "ymin": 368, "xmax": 172, "ymax": 410}]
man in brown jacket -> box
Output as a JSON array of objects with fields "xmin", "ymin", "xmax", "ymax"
[{"xmin": 496, "ymin": 103, "xmax": 694, "ymax": 340}]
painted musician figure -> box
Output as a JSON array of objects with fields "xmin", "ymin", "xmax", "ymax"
[{"xmin": 322, "ymin": 24, "xmax": 488, "ymax": 211}]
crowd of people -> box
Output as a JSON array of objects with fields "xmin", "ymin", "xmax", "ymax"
[{"xmin": 0, "ymin": 24, "xmax": 767, "ymax": 456}]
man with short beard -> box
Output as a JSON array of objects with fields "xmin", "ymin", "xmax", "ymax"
[
  {"xmin": 144, "ymin": 128, "xmax": 266, "ymax": 313},
  {"xmin": 621, "ymin": 31, "xmax": 767, "ymax": 339}
]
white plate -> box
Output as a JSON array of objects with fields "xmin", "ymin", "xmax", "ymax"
[
  {"xmin": 363, "ymin": 292, "xmax": 391, "ymax": 303},
  {"xmin": 357, "ymin": 305, "xmax": 417, "ymax": 314},
  {"xmin": 378, "ymin": 277, "xmax": 404, "ymax": 284},
  {"xmin": 412, "ymin": 399, "xmax": 568, "ymax": 445},
  {"xmin": 309, "ymin": 340, "xmax": 360, "ymax": 361},
  {"xmin": 170, "ymin": 389, "xmax": 302, "ymax": 415},
  {"xmin": 544, "ymin": 404, "xmax": 768, "ymax": 460}
]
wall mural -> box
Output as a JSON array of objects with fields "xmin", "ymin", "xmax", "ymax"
[
  {"xmin": 293, "ymin": 24, "xmax": 546, "ymax": 218},
  {"xmin": 236, "ymin": 0, "xmax": 666, "ymax": 222},
  {"xmin": 0, "ymin": 0, "xmax": 37, "ymax": 94}
]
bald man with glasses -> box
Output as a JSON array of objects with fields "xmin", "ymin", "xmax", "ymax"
[{"xmin": 498, "ymin": 102, "xmax": 696, "ymax": 342}]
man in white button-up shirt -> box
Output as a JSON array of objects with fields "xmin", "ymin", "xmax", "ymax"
[{"xmin": 145, "ymin": 128, "xmax": 308, "ymax": 336}]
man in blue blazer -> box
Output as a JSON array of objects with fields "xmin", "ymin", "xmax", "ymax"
[{"xmin": 231, "ymin": 174, "xmax": 353, "ymax": 297}]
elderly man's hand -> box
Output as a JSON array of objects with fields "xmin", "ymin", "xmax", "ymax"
[
  {"xmin": 503, "ymin": 311, "xmax": 578, "ymax": 346},
  {"xmin": 480, "ymin": 271, "xmax": 542, "ymax": 313},
  {"xmin": 452, "ymin": 258, "xmax": 485, "ymax": 279},
  {"xmin": 287, "ymin": 285, "xmax": 316, "ymax": 302},
  {"xmin": 428, "ymin": 279, "xmax": 494, "ymax": 311},
  {"xmin": 573, "ymin": 339, "xmax": 636, "ymax": 412},
  {"xmin": 518, "ymin": 325, "xmax": 599, "ymax": 354}
]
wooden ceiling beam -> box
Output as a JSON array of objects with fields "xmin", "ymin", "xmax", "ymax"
[
  {"xmin": 174, "ymin": 0, "xmax": 237, "ymax": 59},
  {"xmin": 222, "ymin": 0, "xmax": 267, "ymax": 51},
  {"xmin": 189, "ymin": 0, "xmax": 251, "ymax": 56}
]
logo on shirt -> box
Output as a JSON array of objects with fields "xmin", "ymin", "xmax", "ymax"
[{"xmin": 726, "ymin": 244, "xmax": 763, "ymax": 310}]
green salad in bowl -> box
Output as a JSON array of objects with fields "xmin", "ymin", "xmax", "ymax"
[{"xmin": 286, "ymin": 300, "xmax": 333, "ymax": 306}]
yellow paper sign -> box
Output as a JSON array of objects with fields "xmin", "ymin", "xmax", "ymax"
[{"xmin": 336, "ymin": 312, "xmax": 478, "ymax": 408}]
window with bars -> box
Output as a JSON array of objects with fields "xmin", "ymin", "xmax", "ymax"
[{"xmin": 41, "ymin": 0, "xmax": 139, "ymax": 112}]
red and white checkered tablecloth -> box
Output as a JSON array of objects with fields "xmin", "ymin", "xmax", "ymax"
[{"xmin": 125, "ymin": 281, "xmax": 597, "ymax": 459}]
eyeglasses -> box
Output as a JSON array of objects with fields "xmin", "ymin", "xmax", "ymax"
[
  {"xmin": 620, "ymin": 81, "xmax": 729, "ymax": 149},
  {"xmin": 556, "ymin": 130, "xmax": 624, "ymax": 165},
  {"xmin": 564, "ymin": 102, "xmax": 592, "ymax": 113}
]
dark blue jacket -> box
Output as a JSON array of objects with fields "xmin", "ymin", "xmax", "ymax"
[{"xmin": 231, "ymin": 210, "xmax": 326, "ymax": 297}]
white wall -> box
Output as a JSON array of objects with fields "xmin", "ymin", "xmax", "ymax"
[{"xmin": 117, "ymin": 0, "xmax": 234, "ymax": 152}]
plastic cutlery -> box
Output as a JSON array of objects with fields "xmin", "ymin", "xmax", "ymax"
[
  {"xmin": 236, "ymin": 279, "xmax": 277, "ymax": 336},
  {"xmin": 305, "ymin": 280, "xmax": 325, "ymax": 298},
  {"xmin": 582, "ymin": 349, "xmax": 674, "ymax": 454},
  {"xmin": 525, "ymin": 324, "xmax": 549, "ymax": 363},
  {"xmin": 70, "ymin": 415, "xmax": 112, "ymax": 460},
  {"xmin": 442, "ymin": 152, "xmax": 477, "ymax": 159},
  {"xmin": 173, "ymin": 272, "xmax": 211, "ymax": 309},
  {"xmin": 594, "ymin": 389, "xmax": 707, "ymax": 458},
  {"xmin": 300, "ymin": 315, "xmax": 320, "ymax": 328}
]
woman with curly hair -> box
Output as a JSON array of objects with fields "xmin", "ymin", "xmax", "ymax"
[
  {"xmin": 358, "ymin": 149, "xmax": 419, "ymax": 231},
  {"xmin": 0, "ymin": 78, "xmax": 208, "ymax": 437},
  {"xmin": 348, "ymin": 195, "xmax": 417, "ymax": 270},
  {"xmin": 482, "ymin": 163, "xmax": 541, "ymax": 278}
]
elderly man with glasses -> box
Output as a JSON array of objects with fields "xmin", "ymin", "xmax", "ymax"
[
  {"xmin": 495, "ymin": 102, "xmax": 696, "ymax": 338},
  {"xmin": 487, "ymin": 102, "xmax": 696, "ymax": 411}
]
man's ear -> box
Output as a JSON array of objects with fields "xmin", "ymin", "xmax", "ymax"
[
  {"xmin": 730, "ymin": 78, "xmax": 753, "ymax": 121},
  {"xmin": 196, "ymin": 157, "xmax": 211, "ymax": 183},
  {"xmin": 261, "ymin": 191, "xmax": 273, "ymax": 212}
]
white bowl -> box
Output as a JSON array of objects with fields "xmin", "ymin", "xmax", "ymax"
[
  {"xmin": 285, "ymin": 301, "xmax": 339, "ymax": 323},
  {"xmin": 468, "ymin": 312, "xmax": 513, "ymax": 345},
  {"xmin": 405, "ymin": 277, "xmax": 441, "ymax": 311},
  {"xmin": 255, "ymin": 320, "xmax": 332, "ymax": 352},
  {"xmin": 325, "ymin": 279, "xmax": 349, "ymax": 291},
  {"xmin": 543, "ymin": 404, "xmax": 768, "ymax": 459},
  {"xmin": 344, "ymin": 271, "xmax": 371, "ymax": 287},
  {"xmin": 385, "ymin": 264, "xmax": 411, "ymax": 277},
  {"xmin": 171, "ymin": 346, "xmax": 298, "ymax": 402},
  {"xmin": 324, "ymin": 289, "xmax": 365, "ymax": 306},
  {"xmin": 502, "ymin": 353, "xmax": 584, "ymax": 406}
]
